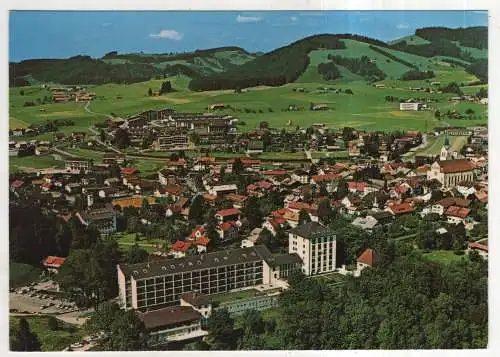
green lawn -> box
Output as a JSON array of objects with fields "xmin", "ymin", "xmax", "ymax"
[
  {"xmin": 113, "ymin": 232, "xmax": 167, "ymax": 253},
  {"xmin": 10, "ymin": 154, "xmax": 64, "ymax": 172},
  {"xmin": 416, "ymin": 135, "xmax": 468, "ymax": 157},
  {"xmin": 10, "ymin": 316, "xmax": 84, "ymax": 352},
  {"xmin": 10, "ymin": 69, "xmax": 488, "ymax": 141},
  {"xmin": 423, "ymin": 250, "xmax": 467, "ymax": 265}
]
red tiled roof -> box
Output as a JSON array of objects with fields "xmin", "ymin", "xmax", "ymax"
[
  {"xmin": 121, "ymin": 167, "xmax": 138, "ymax": 175},
  {"xmin": 272, "ymin": 208, "xmax": 288, "ymax": 217},
  {"xmin": 288, "ymin": 202, "xmax": 312, "ymax": 211},
  {"xmin": 43, "ymin": 256, "xmax": 66, "ymax": 268},
  {"xmin": 216, "ymin": 208, "xmax": 241, "ymax": 217},
  {"xmin": 263, "ymin": 170, "xmax": 287, "ymax": 176},
  {"xmin": 438, "ymin": 197, "xmax": 456, "ymax": 208},
  {"xmin": 163, "ymin": 185, "xmax": 184, "ymax": 195},
  {"xmin": 445, "ymin": 206, "xmax": 471, "ymax": 219},
  {"xmin": 416, "ymin": 164, "xmax": 430, "ymax": 173},
  {"xmin": 347, "ymin": 181, "xmax": 368, "ymax": 191},
  {"xmin": 258, "ymin": 181, "xmax": 273, "ymax": 189},
  {"xmin": 395, "ymin": 185, "xmax": 409, "ymax": 194},
  {"xmin": 172, "ymin": 240, "xmax": 192, "ymax": 252},
  {"xmin": 203, "ymin": 193, "xmax": 218, "ymax": 202},
  {"xmin": 10, "ymin": 180, "xmax": 24, "ymax": 189},
  {"xmin": 247, "ymin": 184, "xmax": 258, "ymax": 191},
  {"xmin": 226, "ymin": 193, "xmax": 248, "ymax": 202},
  {"xmin": 227, "ymin": 158, "xmax": 260, "ymax": 165},
  {"xmin": 437, "ymin": 159, "xmax": 475, "ymax": 174},
  {"xmin": 468, "ymin": 241, "xmax": 488, "ymax": 252},
  {"xmin": 357, "ymin": 248, "xmax": 376, "ymax": 267},
  {"xmin": 388, "ymin": 203, "xmax": 414, "ymax": 215},
  {"xmin": 190, "ymin": 226, "xmax": 206, "ymax": 238},
  {"xmin": 312, "ymin": 173, "xmax": 341, "ymax": 182},
  {"xmin": 194, "ymin": 236, "xmax": 210, "ymax": 246},
  {"xmin": 219, "ymin": 221, "xmax": 238, "ymax": 231}
]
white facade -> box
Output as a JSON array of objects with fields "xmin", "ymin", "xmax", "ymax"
[
  {"xmin": 288, "ymin": 226, "xmax": 336, "ymax": 276},
  {"xmin": 399, "ymin": 102, "xmax": 422, "ymax": 111}
]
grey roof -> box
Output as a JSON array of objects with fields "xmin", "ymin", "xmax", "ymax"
[
  {"xmin": 138, "ymin": 306, "xmax": 201, "ymax": 330},
  {"xmin": 264, "ymin": 253, "xmax": 303, "ymax": 268},
  {"xmin": 180, "ymin": 292, "xmax": 211, "ymax": 307},
  {"xmin": 289, "ymin": 222, "xmax": 334, "ymax": 240},
  {"xmin": 120, "ymin": 245, "xmax": 273, "ymax": 280}
]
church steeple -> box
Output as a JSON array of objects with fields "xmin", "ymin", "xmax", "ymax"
[{"xmin": 444, "ymin": 136, "xmax": 450, "ymax": 148}]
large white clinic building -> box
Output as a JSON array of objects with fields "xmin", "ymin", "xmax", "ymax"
[{"xmin": 289, "ymin": 221, "xmax": 337, "ymax": 276}]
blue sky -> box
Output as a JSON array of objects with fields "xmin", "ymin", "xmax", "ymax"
[{"xmin": 9, "ymin": 10, "xmax": 488, "ymax": 62}]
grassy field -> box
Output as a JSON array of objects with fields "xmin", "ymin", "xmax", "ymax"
[
  {"xmin": 9, "ymin": 316, "xmax": 84, "ymax": 351},
  {"xmin": 10, "ymin": 63, "xmax": 488, "ymax": 141},
  {"xmin": 113, "ymin": 232, "xmax": 167, "ymax": 253},
  {"xmin": 416, "ymin": 135, "xmax": 468, "ymax": 156},
  {"xmin": 10, "ymin": 154, "xmax": 64, "ymax": 172},
  {"xmin": 423, "ymin": 250, "xmax": 467, "ymax": 265},
  {"xmin": 389, "ymin": 35, "xmax": 431, "ymax": 46}
]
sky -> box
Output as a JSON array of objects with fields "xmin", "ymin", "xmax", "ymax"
[{"xmin": 9, "ymin": 10, "xmax": 488, "ymax": 62}]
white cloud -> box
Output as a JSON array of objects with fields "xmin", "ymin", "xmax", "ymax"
[
  {"xmin": 290, "ymin": 16, "xmax": 298, "ymax": 22},
  {"xmin": 397, "ymin": 24, "xmax": 410, "ymax": 29},
  {"xmin": 101, "ymin": 22, "xmax": 112, "ymax": 28},
  {"xmin": 149, "ymin": 30, "xmax": 183, "ymax": 41},
  {"xmin": 236, "ymin": 15, "xmax": 262, "ymax": 23}
]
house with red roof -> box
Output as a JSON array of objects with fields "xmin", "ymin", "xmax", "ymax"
[
  {"xmin": 166, "ymin": 159, "xmax": 187, "ymax": 171},
  {"xmin": 467, "ymin": 240, "xmax": 488, "ymax": 258},
  {"xmin": 356, "ymin": 248, "xmax": 376, "ymax": 274},
  {"xmin": 225, "ymin": 193, "xmax": 248, "ymax": 209},
  {"xmin": 217, "ymin": 221, "xmax": 240, "ymax": 241},
  {"xmin": 286, "ymin": 201, "xmax": 312, "ymax": 213},
  {"xmin": 10, "ymin": 180, "xmax": 24, "ymax": 192},
  {"xmin": 445, "ymin": 206, "xmax": 471, "ymax": 225},
  {"xmin": 347, "ymin": 181, "xmax": 369, "ymax": 195},
  {"xmin": 262, "ymin": 217, "xmax": 289, "ymax": 236},
  {"xmin": 42, "ymin": 256, "xmax": 66, "ymax": 274},
  {"xmin": 171, "ymin": 240, "xmax": 196, "ymax": 258},
  {"xmin": 215, "ymin": 208, "xmax": 241, "ymax": 223},
  {"xmin": 227, "ymin": 158, "xmax": 260, "ymax": 172},
  {"xmin": 385, "ymin": 202, "xmax": 415, "ymax": 216},
  {"xmin": 121, "ymin": 167, "xmax": 138, "ymax": 176}
]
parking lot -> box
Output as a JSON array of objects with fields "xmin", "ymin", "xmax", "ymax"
[{"xmin": 9, "ymin": 283, "xmax": 77, "ymax": 314}]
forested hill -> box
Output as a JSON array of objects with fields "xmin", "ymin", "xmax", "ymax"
[
  {"xmin": 10, "ymin": 27, "xmax": 488, "ymax": 88},
  {"xmin": 415, "ymin": 26, "xmax": 488, "ymax": 49}
]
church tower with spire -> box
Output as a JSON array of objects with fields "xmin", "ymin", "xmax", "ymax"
[{"xmin": 440, "ymin": 136, "xmax": 452, "ymax": 161}]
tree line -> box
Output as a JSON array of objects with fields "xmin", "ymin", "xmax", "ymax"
[
  {"xmin": 328, "ymin": 55, "xmax": 386, "ymax": 81},
  {"xmin": 203, "ymin": 247, "xmax": 487, "ymax": 350},
  {"xmin": 368, "ymin": 45, "xmax": 418, "ymax": 69},
  {"xmin": 188, "ymin": 35, "xmax": 346, "ymax": 91},
  {"xmin": 415, "ymin": 26, "xmax": 488, "ymax": 50},
  {"xmin": 400, "ymin": 69, "xmax": 435, "ymax": 81}
]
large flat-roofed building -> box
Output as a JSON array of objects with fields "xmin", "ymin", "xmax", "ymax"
[
  {"xmin": 399, "ymin": 102, "xmax": 422, "ymax": 111},
  {"xmin": 138, "ymin": 305, "xmax": 207, "ymax": 347},
  {"xmin": 76, "ymin": 205, "xmax": 117, "ymax": 234},
  {"xmin": 155, "ymin": 135, "xmax": 189, "ymax": 151},
  {"xmin": 65, "ymin": 158, "xmax": 92, "ymax": 173},
  {"xmin": 289, "ymin": 222, "xmax": 337, "ymax": 276},
  {"xmin": 117, "ymin": 245, "xmax": 301, "ymax": 311}
]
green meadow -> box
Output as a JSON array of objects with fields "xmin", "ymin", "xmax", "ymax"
[{"xmin": 10, "ymin": 56, "xmax": 487, "ymax": 142}]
